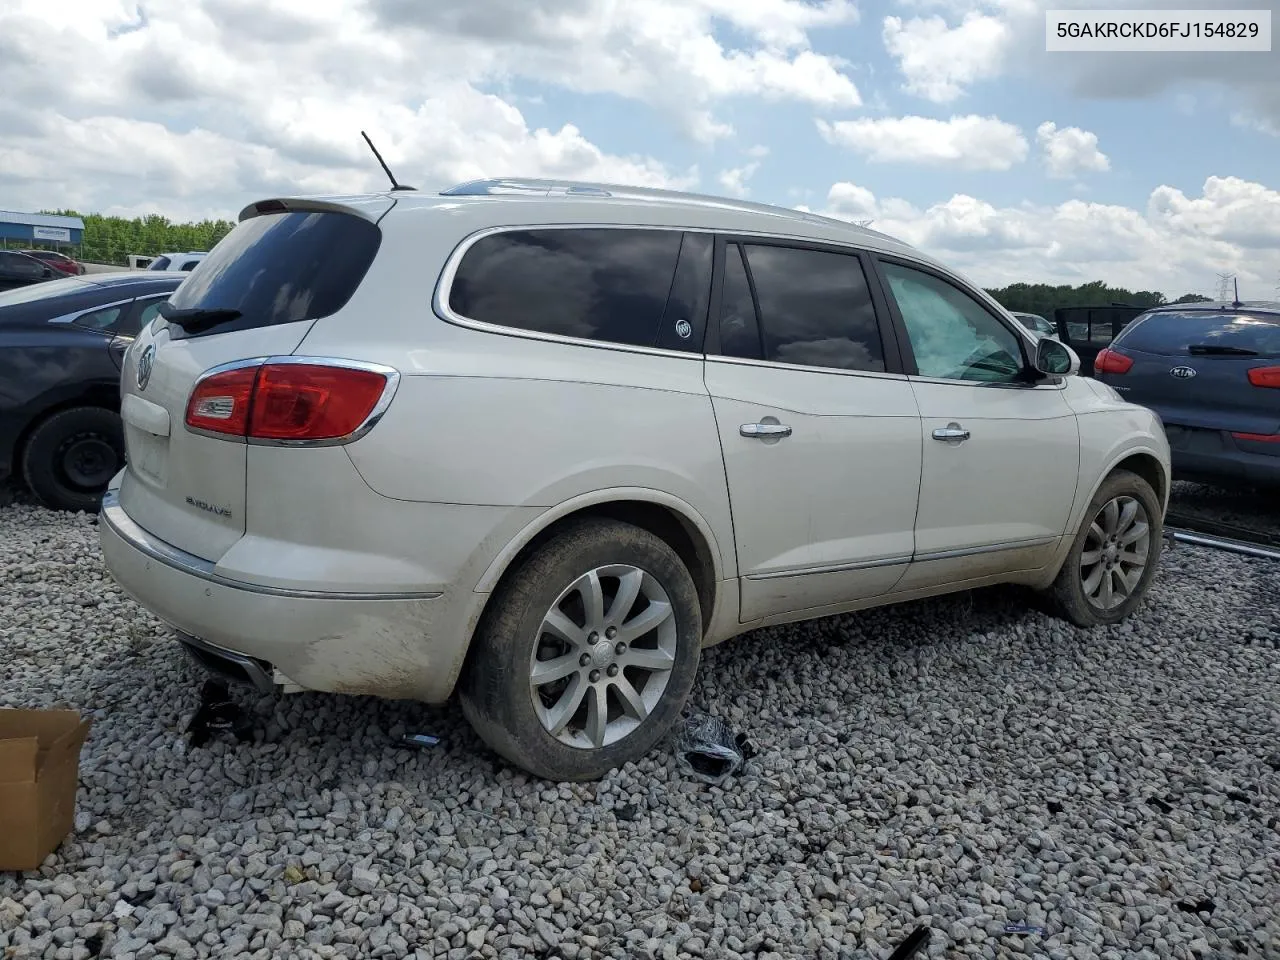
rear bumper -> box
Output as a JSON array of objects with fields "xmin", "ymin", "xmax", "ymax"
[
  {"xmin": 99, "ymin": 489, "xmax": 474, "ymax": 702},
  {"xmin": 1171, "ymin": 448, "xmax": 1280, "ymax": 487}
]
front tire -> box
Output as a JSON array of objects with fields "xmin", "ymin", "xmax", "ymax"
[
  {"xmin": 1049, "ymin": 469, "xmax": 1163, "ymax": 627},
  {"xmin": 22, "ymin": 406, "xmax": 124, "ymax": 512},
  {"xmin": 459, "ymin": 518, "xmax": 702, "ymax": 782}
]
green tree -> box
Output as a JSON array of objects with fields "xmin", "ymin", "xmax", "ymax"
[{"xmin": 40, "ymin": 209, "xmax": 235, "ymax": 266}]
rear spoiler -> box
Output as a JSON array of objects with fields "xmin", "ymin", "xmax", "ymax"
[{"xmin": 237, "ymin": 195, "xmax": 396, "ymax": 223}]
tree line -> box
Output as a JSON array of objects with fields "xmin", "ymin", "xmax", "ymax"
[
  {"xmin": 984, "ymin": 280, "xmax": 1212, "ymax": 317},
  {"xmin": 40, "ymin": 210, "xmax": 235, "ymax": 266}
]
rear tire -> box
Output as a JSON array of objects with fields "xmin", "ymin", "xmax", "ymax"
[
  {"xmin": 1048, "ymin": 469, "xmax": 1163, "ymax": 627},
  {"xmin": 22, "ymin": 407, "xmax": 124, "ymax": 512},
  {"xmin": 459, "ymin": 518, "xmax": 702, "ymax": 782}
]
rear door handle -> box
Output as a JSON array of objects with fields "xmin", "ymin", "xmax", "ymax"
[
  {"xmin": 740, "ymin": 422, "xmax": 792, "ymax": 439},
  {"xmin": 932, "ymin": 424, "xmax": 970, "ymax": 442}
]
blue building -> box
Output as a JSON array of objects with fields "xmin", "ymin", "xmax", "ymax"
[{"xmin": 0, "ymin": 211, "xmax": 85, "ymax": 250}]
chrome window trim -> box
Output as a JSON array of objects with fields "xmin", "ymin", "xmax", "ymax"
[
  {"xmin": 102, "ymin": 490, "xmax": 441, "ymax": 601},
  {"xmin": 706, "ymin": 353, "xmax": 910, "ymax": 384},
  {"xmin": 46, "ymin": 296, "xmax": 136, "ymax": 326},
  {"xmin": 182, "ymin": 355, "xmax": 401, "ymax": 447},
  {"xmin": 432, "ymin": 221, "xmax": 929, "ymax": 363}
]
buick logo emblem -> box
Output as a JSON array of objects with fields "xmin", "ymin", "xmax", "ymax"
[
  {"xmin": 137, "ymin": 344, "xmax": 156, "ymax": 390},
  {"xmin": 674, "ymin": 319, "xmax": 692, "ymax": 340},
  {"xmin": 1170, "ymin": 366, "xmax": 1197, "ymax": 380}
]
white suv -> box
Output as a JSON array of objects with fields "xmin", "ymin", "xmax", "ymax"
[
  {"xmin": 146, "ymin": 252, "xmax": 207, "ymax": 272},
  {"xmin": 100, "ymin": 179, "xmax": 1170, "ymax": 781}
]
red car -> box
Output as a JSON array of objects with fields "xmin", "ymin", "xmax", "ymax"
[{"xmin": 20, "ymin": 249, "xmax": 84, "ymax": 276}]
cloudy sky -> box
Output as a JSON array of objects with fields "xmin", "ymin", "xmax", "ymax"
[{"xmin": 2, "ymin": 0, "xmax": 1278, "ymax": 296}]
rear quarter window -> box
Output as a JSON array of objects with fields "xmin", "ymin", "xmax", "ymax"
[
  {"xmin": 164, "ymin": 210, "xmax": 382, "ymax": 340},
  {"xmin": 447, "ymin": 228, "xmax": 692, "ymax": 350},
  {"xmin": 1119, "ymin": 310, "xmax": 1280, "ymax": 356}
]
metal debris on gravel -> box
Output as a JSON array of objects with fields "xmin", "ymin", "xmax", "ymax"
[{"xmin": 0, "ymin": 492, "xmax": 1278, "ymax": 960}]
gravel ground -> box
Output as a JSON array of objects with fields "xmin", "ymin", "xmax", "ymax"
[{"xmin": 1, "ymin": 496, "xmax": 1278, "ymax": 960}]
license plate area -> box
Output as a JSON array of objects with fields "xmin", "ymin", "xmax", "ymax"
[
  {"xmin": 126, "ymin": 424, "xmax": 169, "ymax": 486},
  {"xmin": 1164, "ymin": 424, "xmax": 1225, "ymax": 455}
]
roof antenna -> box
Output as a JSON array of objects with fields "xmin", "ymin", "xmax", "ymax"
[
  {"xmin": 1232, "ymin": 276, "xmax": 1242, "ymax": 309},
  {"xmin": 361, "ymin": 131, "xmax": 415, "ymax": 192}
]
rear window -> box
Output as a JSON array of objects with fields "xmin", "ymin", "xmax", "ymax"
[
  {"xmin": 165, "ymin": 210, "xmax": 382, "ymax": 339},
  {"xmin": 1117, "ymin": 310, "xmax": 1280, "ymax": 357},
  {"xmin": 148, "ymin": 256, "xmax": 171, "ymax": 271},
  {"xmin": 447, "ymin": 228, "xmax": 689, "ymax": 350}
]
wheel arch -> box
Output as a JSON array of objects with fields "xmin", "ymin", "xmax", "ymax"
[
  {"xmin": 13, "ymin": 383, "xmax": 121, "ymax": 474},
  {"xmin": 471, "ymin": 489, "xmax": 725, "ymax": 642}
]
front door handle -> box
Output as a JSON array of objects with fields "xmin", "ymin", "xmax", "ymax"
[
  {"xmin": 932, "ymin": 423, "xmax": 970, "ymax": 442},
  {"xmin": 741, "ymin": 422, "xmax": 792, "ymax": 439}
]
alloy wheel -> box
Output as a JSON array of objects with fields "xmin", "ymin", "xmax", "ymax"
[
  {"xmin": 1079, "ymin": 495, "xmax": 1151, "ymax": 610},
  {"xmin": 529, "ymin": 564, "xmax": 678, "ymax": 750}
]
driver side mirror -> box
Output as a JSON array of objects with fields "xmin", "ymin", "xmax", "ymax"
[{"xmin": 1034, "ymin": 336, "xmax": 1079, "ymax": 377}]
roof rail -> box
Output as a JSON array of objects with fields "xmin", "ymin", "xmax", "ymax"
[{"xmin": 438, "ymin": 177, "xmax": 905, "ymax": 243}]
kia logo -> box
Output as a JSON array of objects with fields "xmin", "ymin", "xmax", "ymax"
[
  {"xmin": 1170, "ymin": 366, "xmax": 1197, "ymax": 380},
  {"xmin": 137, "ymin": 344, "xmax": 156, "ymax": 390}
]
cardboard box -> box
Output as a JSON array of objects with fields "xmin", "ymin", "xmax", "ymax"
[{"xmin": 0, "ymin": 709, "xmax": 92, "ymax": 871}]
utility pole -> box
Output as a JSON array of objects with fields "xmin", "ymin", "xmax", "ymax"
[{"xmin": 1215, "ymin": 273, "xmax": 1235, "ymax": 302}]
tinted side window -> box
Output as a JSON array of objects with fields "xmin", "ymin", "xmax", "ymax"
[
  {"xmin": 880, "ymin": 261, "xmax": 1024, "ymax": 383},
  {"xmin": 149, "ymin": 256, "xmax": 171, "ymax": 271},
  {"xmin": 180, "ymin": 261, "xmax": 198, "ymax": 271},
  {"xmin": 449, "ymin": 228, "xmax": 683, "ymax": 348},
  {"xmin": 166, "ymin": 211, "xmax": 381, "ymax": 340},
  {"xmin": 133, "ymin": 298, "xmax": 169, "ymax": 336},
  {"xmin": 72, "ymin": 305, "xmax": 124, "ymax": 333},
  {"xmin": 743, "ymin": 244, "xmax": 886, "ymax": 373},
  {"xmin": 717, "ymin": 244, "xmax": 762, "ymax": 360}
]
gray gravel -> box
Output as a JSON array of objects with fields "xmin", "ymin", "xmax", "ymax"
[{"xmin": 1, "ymin": 496, "xmax": 1278, "ymax": 960}]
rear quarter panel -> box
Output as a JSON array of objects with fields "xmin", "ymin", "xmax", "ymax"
[{"xmin": 297, "ymin": 202, "xmax": 738, "ymax": 585}]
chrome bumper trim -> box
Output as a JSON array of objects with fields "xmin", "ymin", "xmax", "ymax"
[{"xmin": 101, "ymin": 489, "xmax": 443, "ymax": 601}]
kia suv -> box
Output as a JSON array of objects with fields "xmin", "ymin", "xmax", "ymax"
[
  {"xmin": 99, "ymin": 179, "xmax": 1171, "ymax": 781},
  {"xmin": 1095, "ymin": 300, "xmax": 1279, "ymax": 488}
]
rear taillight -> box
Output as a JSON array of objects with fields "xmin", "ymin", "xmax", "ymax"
[
  {"xmin": 186, "ymin": 366, "xmax": 257, "ymax": 436},
  {"xmin": 1232, "ymin": 431, "xmax": 1280, "ymax": 443},
  {"xmin": 185, "ymin": 361, "xmax": 395, "ymax": 443},
  {"xmin": 1094, "ymin": 348, "xmax": 1133, "ymax": 375},
  {"xmin": 1247, "ymin": 366, "xmax": 1280, "ymax": 388}
]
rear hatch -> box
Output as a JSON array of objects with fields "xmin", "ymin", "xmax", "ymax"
[
  {"xmin": 116, "ymin": 196, "xmax": 393, "ymax": 561},
  {"xmin": 1103, "ymin": 308, "xmax": 1280, "ymax": 447}
]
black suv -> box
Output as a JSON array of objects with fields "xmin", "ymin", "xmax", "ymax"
[{"xmin": 1, "ymin": 271, "xmax": 184, "ymax": 510}]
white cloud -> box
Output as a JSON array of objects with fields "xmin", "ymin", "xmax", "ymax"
[
  {"xmin": 718, "ymin": 163, "xmax": 761, "ymax": 198},
  {"xmin": 816, "ymin": 177, "xmax": 1280, "ymax": 293},
  {"xmin": 1036, "ymin": 122, "xmax": 1110, "ymax": 179},
  {"xmin": 882, "ymin": 12, "xmax": 1009, "ymax": 103},
  {"xmin": 817, "ymin": 115, "xmax": 1029, "ymax": 171},
  {"xmin": 0, "ymin": 0, "xmax": 857, "ymax": 215},
  {"xmin": 0, "ymin": 86, "xmax": 695, "ymax": 222}
]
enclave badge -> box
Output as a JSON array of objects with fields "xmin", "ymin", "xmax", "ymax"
[{"xmin": 137, "ymin": 343, "xmax": 156, "ymax": 390}]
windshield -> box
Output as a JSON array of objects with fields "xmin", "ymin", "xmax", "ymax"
[{"xmin": 1117, "ymin": 310, "xmax": 1280, "ymax": 357}]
